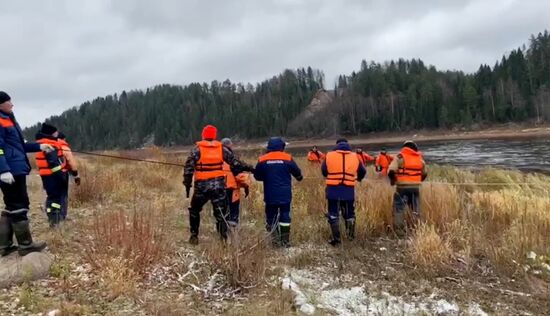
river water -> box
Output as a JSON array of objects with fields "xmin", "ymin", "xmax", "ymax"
[{"xmin": 295, "ymin": 137, "xmax": 550, "ymax": 174}]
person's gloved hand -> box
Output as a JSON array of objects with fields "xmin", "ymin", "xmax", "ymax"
[
  {"xmin": 185, "ymin": 185, "xmax": 191, "ymax": 198},
  {"xmin": 0, "ymin": 172, "xmax": 14, "ymax": 185},
  {"xmin": 74, "ymin": 176, "xmax": 81, "ymax": 186},
  {"xmin": 244, "ymin": 187, "xmax": 250, "ymax": 198},
  {"xmin": 39, "ymin": 144, "xmax": 55, "ymax": 153}
]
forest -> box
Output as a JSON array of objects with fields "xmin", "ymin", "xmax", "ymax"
[{"xmin": 24, "ymin": 31, "xmax": 550, "ymax": 150}]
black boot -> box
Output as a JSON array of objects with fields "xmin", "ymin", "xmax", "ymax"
[
  {"xmin": 12, "ymin": 220, "xmax": 46, "ymax": 256},
  {"xmin": 47, "ymin": 208, "xmax": 61, "ymax": 228},
  {"xmin": 329, "ymin": 221, "xmax": 341, "ymax": 246},
  {"xmin": 279, "ymin": 224, "xmax": 291, "ymax": 248},
  {"xmin": 345, "ymin": 218, "xmax": 355, "ymax": 241},
  {"xmin": 0, "ymin": 215, "xmax": 17, "ymax": 256},
  {"xmin": 189, "ymin": 208, "xmax": 200, "ymax": 245}
]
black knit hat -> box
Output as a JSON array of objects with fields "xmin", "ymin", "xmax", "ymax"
[
  {"xmin": 40, "ymin": 123, "xmax": 58, "ymax": 136},
  {"xmin": 403, "ymin": 140, "xmax": 418, "ymax": 151},
  {"xmin": 0, "ymin": 91, "xmax": 10, "ymax": 104}
]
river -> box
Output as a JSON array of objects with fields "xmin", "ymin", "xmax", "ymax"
[{"xmin": 292, "ymin": 137, "xmax": 550, "ymax": 174}]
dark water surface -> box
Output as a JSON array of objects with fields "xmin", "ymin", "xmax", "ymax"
[{"xmin": 289, "ymin": 137, "xmax": 550, "ymax": 174}]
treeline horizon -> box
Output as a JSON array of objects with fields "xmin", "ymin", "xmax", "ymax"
[{"xmin": 24, "ymin": 30, "xmax": 550, "ymax": 150}]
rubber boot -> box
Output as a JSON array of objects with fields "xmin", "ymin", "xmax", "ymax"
[
  {"xmin": 279, "ymin": 224, "xmax": 291, "ymax": 248},
  {"xmin": 12, "ymin": 220, "xmax": 46, "ymax": 256},
  {"xmin": 328, "ymin": 221, "xmax": 341, "ymax": 246},
  {"xmin": 393, "ymin": 212, "xmax": 406, "ymax": 238},
  {"xmin": 0, "ymin": 215, "xmax": 17, "ymax": 256},
  {"xmin": 345, "ymin": 218, "xmax": 355, "ymax": 241},
  {"xmin": 189, "ymin": 208, "xmax": 200, "ymax": 245},
  {"xmin": 47, "ymin": 208, "xmax": 61, "ymax": 228}
]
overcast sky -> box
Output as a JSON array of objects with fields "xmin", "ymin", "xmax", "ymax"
[{"xmin": 1, "ymin": 0, "xmax": 549, "ymax": 127}]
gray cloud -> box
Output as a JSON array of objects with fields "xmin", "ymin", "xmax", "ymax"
[{"xmin": 1, "ymin": 0, "xmax": 548, "ymax": 127}]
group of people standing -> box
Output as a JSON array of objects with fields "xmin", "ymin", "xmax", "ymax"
[
  {"xmin": 184, "ymin": 124, "xmax": 427, "ymax": 247},
  {"xmin": 0, "ymin": 92, "xmax": 80, "ymax": 257}
]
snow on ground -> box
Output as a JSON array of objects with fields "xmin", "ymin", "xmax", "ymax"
[{"xmin": 281, "ymin": 268, "xmax": 489, "ymax": 316}]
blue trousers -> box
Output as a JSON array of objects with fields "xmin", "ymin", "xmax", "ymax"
[
  {"xmin": 225, "ymin": 189, "xmax": 240, "ymax": 224},
  {"xmin": 41, "ymin": 173, "xmax": 68, "ymax": 226},
  {"xmin": 265, "ymin": 203, "xmax": 291, "ymax": 232},
  {"xmin": 327, "ymin": 199, "xmax": 355, "ymax": 224}
]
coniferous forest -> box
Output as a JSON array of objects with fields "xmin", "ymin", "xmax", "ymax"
[{"xmin": 24, "ymin": 31, "xmax": 550, "ymax": 150}]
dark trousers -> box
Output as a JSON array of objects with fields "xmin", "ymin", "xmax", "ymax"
[
  {"xmin": 189, "ymin": 188, "xmax": 228, "ymax": 237},
  {"xmin": 393, "ymin": 187, "xmax": 420, "ymax": 215},
  {"xmin": 41, "ymin": 173, "xmax": 68, "ymax": 226},
  {"xmin": 327, "ymin": 199, "xmax": 355, "ymax": 224},
  {"xmin": 225, "ymin": 189, "xmax": 240, "ymax": 225},
  {"xmin": 0, "ymin": 175, "xmax": 30, "ymax": 222},
  {"xmin": 265, "ymin": 203, "xmax": 291, "ymax": 232}
]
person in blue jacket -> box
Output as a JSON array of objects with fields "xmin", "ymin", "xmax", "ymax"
[
  {"xmin": 254, "ymin": 137, "xmax": 303, "ymax": 247},
  {"xmin": 321, "ymin": 138, "xmax": 366, "ymax": 246},
  {"xmin": 0, "ymin": 92, "xmax": 53, "ymax": 256}
]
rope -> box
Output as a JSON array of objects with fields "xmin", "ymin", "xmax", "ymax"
[{"xmin": 72, "ymin": 150, "xmax": 185, "ymax": 167}]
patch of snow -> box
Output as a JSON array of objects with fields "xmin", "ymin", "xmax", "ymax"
[
  {"xmin": 433, "ymin": 299, "xmax": 460, "ymax": 314},
  {"xmin": 467, "ymin": 303, "xmax": 489, "ymax": 316},
  {"xmin": 527, "ymin": 251, "xmax": 537, "ymax": 260},
  {"xmin": 282, "ymin": 269, "xmax": 488, "ymax": 316},
  {"xmin": 281, "ymin": 277, "xmax": 316, "ymax": 315}
]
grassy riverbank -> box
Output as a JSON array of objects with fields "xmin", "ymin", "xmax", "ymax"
[{"xmin": 2, "ymin": 152, "xmax": 549, "ymax": 315}]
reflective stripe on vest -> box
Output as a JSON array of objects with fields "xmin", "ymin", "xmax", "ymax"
[
  {"xmin": 195, "ymin": 140, "xmax": 225, "ymax": 180},
  {"xmin": 396, "ymin": 149, "xmax": 424, "ymax": 184},
  {"xmin": 325, "ymin": 150, "xmax": 359, "ymax": 187},
  {"xmin": 35, "ymin": 138, "xmax": 66, "ymax": 176}
]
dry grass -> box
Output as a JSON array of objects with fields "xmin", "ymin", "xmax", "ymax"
[
  {"xmin": 81, "ymin": 204, "xmax": 174, "ymax": 277},
  {"xmin": 408, "ymin": 223, "xmax": 454, "ymax": 270},
  {"xmin": 203, "ymin": 226, "xmax": 271, "ymax": 288},
  {"xmin": 24, "ymin": 149, "xmax": 550, "ymax": 314}
]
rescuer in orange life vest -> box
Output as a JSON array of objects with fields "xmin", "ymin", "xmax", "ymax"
[
  {"xmin": 183, "ymin": 125, "xmax": 254, "ymax": 244},
  {"xmin": 221, "ymin": 138, "xmax": 251, "ymax": 227},
  {"xmin": 355, "ymin": 147, "xmax": 374, "ymax": 166},
  {"xmin": 57, "ymin": 132, "xmax": 80, "ymax": 221},
  {"xmin": 307, "ymin": 146, "xmax": 325, "ymax": 164},
  {"xmin": 321, "ymin": 138, "xmax": 366, "ymax": 246},
  {"xmin": 375, "ymin": 148, "xmax": 394, "ymax": 177},
  {"xmin": 388, "ymin": 141, "xmax": 427, "ymax": 237},
  {"xmin": 35, "ymin": 123, "xmax": 68, "ymax": 228}
]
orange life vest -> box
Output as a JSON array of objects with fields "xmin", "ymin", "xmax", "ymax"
[
  {"xmin": 325, "ymin": 150, "xmax": 360, "ymax": 187},
  {"xmin": 223, "ymin": 162, "xmax": 238, "ymax": 189},
  {"xmin": 35, "ymin": 138, "xmax": 66, "ymax": 176},
  {"xmin": 195, "ymin": 140, "xmax": 225, "ymax": 180},
  {"xmin": 376, "ymin": 153, "xmax": 393, "ymax": 175},
  {"xmin": 258, "ymin": 151, "xmax": 292, "ymax": 163},
  {"xmin": 396, "ymin": 147, "xmax": 424, "ymax": 184},
  {"xmin": 357, "ymin": 152, "xmax": 374, "ymax": 165},
  {"xmin": 307, "ymin": 150, "xmax": 324, "ymax": 163}
]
